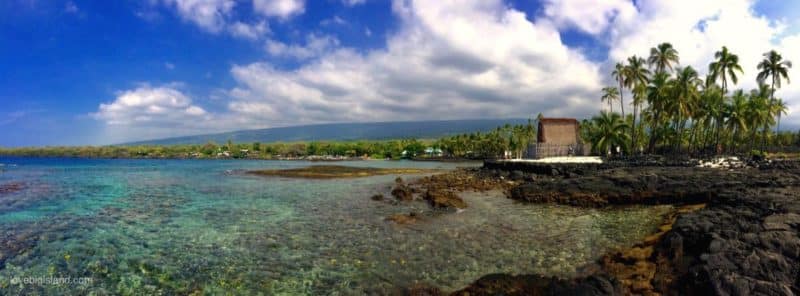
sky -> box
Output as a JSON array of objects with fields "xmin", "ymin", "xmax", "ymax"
[{"xmin": 2, "ymin": 0, "xmax": 800, "ymax": 146}]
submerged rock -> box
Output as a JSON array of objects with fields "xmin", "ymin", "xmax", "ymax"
[
  {"xmin": 423, "ymin": 190, "xmax": 467, "ymax": 210},
  {"xmin": 386, "ymin": 212, "xmax": 420, "ymax": 224},
  {"xmin": 248, "ymin": 165, "xmax": 437, "ymax": 179},
  {"xmin": 451, "ymin": 273, "xmax": 621, "ymax": 296},
  {"xmin": 399, "ymin": 283, "xmax": 443, "ymax": 296},
  {"xmin": 370, "ymin": 194, "xmax": 385, "ymax": 201},
  {"xmin": 0, "ymin": 182, "xmax": 25, "ymax": 195},
  {"xmin": 391, "ymin": 184, "xmax": 414, "ymax": 201}
]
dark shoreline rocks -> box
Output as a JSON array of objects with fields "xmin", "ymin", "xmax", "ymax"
[{"xmin": 440, "ymin": 160, "xmax": 800, "ymax": 295}]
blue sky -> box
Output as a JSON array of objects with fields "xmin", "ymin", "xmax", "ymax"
[{"xmin": 2, "ymin": 0, "xmax": 800, "ymax": 146}]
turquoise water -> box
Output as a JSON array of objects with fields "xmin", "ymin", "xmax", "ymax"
[{"xmin": 0, "ymin": 158, "xmax": 671, "ymax": 294}]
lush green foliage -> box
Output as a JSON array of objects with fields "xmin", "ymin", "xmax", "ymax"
[
  {"xmin": 584, "ymin": 43, "xmax": 794, "ymax": 155},
  {"xmin": 0, "ymin": 122, "xmax": 537, "ymax": 160}
]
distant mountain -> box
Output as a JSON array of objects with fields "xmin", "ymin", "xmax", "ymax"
[{"xmin": 123, "ymin": 118, "xmax": 531, "ymax": 145}]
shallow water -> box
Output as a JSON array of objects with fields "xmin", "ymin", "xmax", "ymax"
[{"xmin": 0, "ymin": 158, "xmax": 671, "ymax": 294}]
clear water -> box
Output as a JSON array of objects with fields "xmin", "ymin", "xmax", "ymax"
[{"xmin": 0, "ymin": 158, "xmax": 671, "ymax": 295}]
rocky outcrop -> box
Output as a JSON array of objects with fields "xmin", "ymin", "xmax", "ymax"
[
  {"xmin": 422, "ymin": 190, "xmax": 467, "ymax": 210},
  {"xmin": 378, "ymin": 168, "xmax": 514, "ymax": 209},
  {"xmin": 454, "ymin": 161, "xmax": 800, "ymax": 295},
  {"xmin": 414, "ymin": 168, "xmax": 517, "ymax": 192},
  {"xmin": 451, "ymin": 273, "xmax": 621, "ymax": 296},
  {"xmin": 651, "ymin": 188, "xmax": 800, "ymax": 295},
  {"xmin": 601, "ymin": 204, "xmax": 705, "ymax": 294},
  {"xmin": 392, "ymin": 178, "xmax": 415, "ymax": 201},
  {"xmin": 509, "ymin": 167, "xmax": 800, "ymax": 207}
]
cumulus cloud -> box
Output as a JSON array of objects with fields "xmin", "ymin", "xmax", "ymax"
[
  {"xmin": 225, "ymin": 0, "xmax": 603, "ymax": 127},
  {"xmin": 595, "ymin": 0, "xmax": 799, "ymax": 123},
  {"xmin": 542, "ymin": 0, "xmax": 635, "ymax": 35},
  {"xmin": 253, "ymin": 0, "xmax": 305, "ymax": 19},
  {"xmin": 92, "ymin": 84, "xmax": 209, "ymax": 126},
  {"xmin": 161, "ymin": 0, "xmax": 235, "ymax": 33}
]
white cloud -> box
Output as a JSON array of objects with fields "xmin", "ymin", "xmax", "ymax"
[
  {"xmin": 597, "ymin": 0, "xmax": 799, "ymax": 124},
  {"xmin": 342, "ymin": 0, "xmax": 365, "ymax": 7},
  {"xmin": 92, "ymin": 84, "xmax": 209, "ymax": 126},
  {"xmin": 264, "ymin": 34, "xmax": 340, "ymax": 59},
  {"xmin": 224, "ymin": 0, "xmax": 603, "ymax": 127},
  {"xmin": 164, "ymin": 62, "xmax": 175, "ymax": 70},
  {"xmin": 542, "ymin": 0, "xmax": 635, "ymax": 35},
  {"xmin": 228, "ymin": 20, "xmax": 270, "ymax": 40},
  {"xmin": 253, "ymin": 0, "xmax": 304, "ymax": 19},
  {"xmin": 162, "ymin": 0, "xmax": 235, "ymax": 33}
]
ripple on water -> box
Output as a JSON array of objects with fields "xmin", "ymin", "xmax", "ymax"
[{"xmin": 0, "ymin": 160, "xmax": 671, "ymax": 294}]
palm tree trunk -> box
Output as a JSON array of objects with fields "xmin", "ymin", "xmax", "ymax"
[
  {"xmin": 631, "ymin": 103, "xmax": 637, "ymax": 154},
  {"xmin": 763, "ymin": 77, "xmax": 776, "ymax": 153},
  {"xmin": 648, "ymin": 110, "xmax": 661, "ymax": 154},
  {"xmin": 715, "ymin": 77, "xmax": 727, "ymax": 154}
]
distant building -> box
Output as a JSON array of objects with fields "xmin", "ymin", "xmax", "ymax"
[
  {"xmin": 424, "ymin": 147, "xmax": 443, "ymax": 157},
  {"xmin": 525, "ymin": 117, "xmax": 588, "ymax": 159}
]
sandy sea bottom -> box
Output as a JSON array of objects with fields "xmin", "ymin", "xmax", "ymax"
[{"xmin": 0, "ymin": 158, "xmax": 671, "ymax": 294}]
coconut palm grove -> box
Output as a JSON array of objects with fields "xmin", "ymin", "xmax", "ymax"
[{"xmin": 584, "ymin": 43, "xmax": 792, "ymax": 157}]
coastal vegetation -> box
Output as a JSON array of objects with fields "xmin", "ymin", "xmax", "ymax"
[
  {"xmin": 0, "ymin": 122, "xmax": 538, "ymax": 160},
  {"xmin": 585, "ymin": 43, "xmax": 793, "ymax": 156}
]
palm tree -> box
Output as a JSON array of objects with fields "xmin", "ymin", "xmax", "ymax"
[
  {"xmin": 726, "ymin": 90, "xmax": 749, "ymax": 151},
  {"xmin": 648, "ymin": 42, "xmax": 680, "ymax": 74},
  {"xmin": 746, "ymin": 85, "xmax": 772, "ymax": 151},
  {"xmin": 625, "ymin": 56, "xmax": 651, "ymax": 151},
  {"xmin": 631, "ymin": 83, "xmax": 648, "ymax": 153},
  {"xmin": 671, "ymin": 66, "xmax": 701, "ymax": 151},
  {"xmin": 645, "ymin": 72, "xmax": 671, "ymax": 153},
  {"xmin": 708, "ymin": 46, "xmax": 743, "ymax": 152},
  {"xmin": 697, "ymin": 85, "xmax": 724, "ymax": 152},
  {"xmin": 757, "ymin": 50, "xmax": 792, "ymax": 134},
  {"xmin": 708, "ymin": 46, "xmax": 744, "ymax": 94},
  {"xmin": 611, "ymin": 63, "xmax": 627, "ymax": 117},
  {"xmin": 774, "ymin": 98, "xmax": 788, "ymax": 135},
  {"xmin": 586, "ymin": 112, "xmax": 630, "ymax": 156},
  {"xmin": 601, "ymin": 87, "xmax": 620, "ymax": 113}
]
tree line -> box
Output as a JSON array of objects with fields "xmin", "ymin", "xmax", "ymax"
[
  {"xmin": 585, "ymin": 42, "xmax": 792, "ymax": 156},
  {"xmin": 0, "ymin": 121, "xmax": 537, "ymax": 160}
]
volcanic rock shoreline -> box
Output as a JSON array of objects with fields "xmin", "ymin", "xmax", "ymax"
[{"xmin": 403, "ymin": 159, "xmax": 800, "ymax": 295}]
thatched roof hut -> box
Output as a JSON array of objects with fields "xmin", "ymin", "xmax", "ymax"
[{"xmin": 537, "ymin": 118, "xmax": 580, "ymax": 145}]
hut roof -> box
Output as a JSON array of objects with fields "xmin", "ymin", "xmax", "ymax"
[
  {"xmin": 537, "ymin": 117, "xmax": 580, "ymax": 145},
  {"xmin": 538, "ymin": 118, "xmax": 579, "ymax": 125}
]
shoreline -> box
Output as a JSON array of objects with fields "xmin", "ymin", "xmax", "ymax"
[
  {"xmin": 392, "ymin": 160, "xmax": 800, "ymax": 295},
  {"xmin": 0, "ymin": 155, "xmax": 484, "ymax": 163}
]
